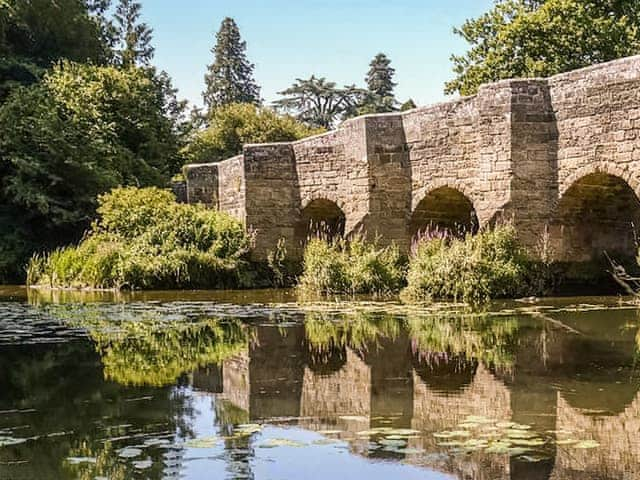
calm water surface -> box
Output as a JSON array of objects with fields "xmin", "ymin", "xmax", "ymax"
[{"xmin": 1, "ymin": 287, "xmax": 639, "ymax": 480}]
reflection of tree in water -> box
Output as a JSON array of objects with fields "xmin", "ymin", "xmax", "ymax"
[
  {"xmin": 47, "ymin": 304, "xmax": 250, "ymax": 386},
  {"xmin": 302, "ymin": 308, "xmax": 518, "ymax": 373},
  {"xmin": 407, "ymin": 313, "xmax": 519, "ymax": 371},
  {"xmin": 0, "ymin": 339, "xmax": 195, "ymax": 480}
]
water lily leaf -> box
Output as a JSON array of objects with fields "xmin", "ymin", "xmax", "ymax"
[
  {"xmin": 496, "ymin": 422, "xmax": 516, "ymax": 428},
  {"xmin": 573, "ymin": 440, "xmax": 600, "ymax": 449},
  {"xmin": 133, "ymin": 459, "xmax": 153, "ymax": 469},
  {"xmin": 458, "ymin": 422, "xmax": 480, "ymax": 429},
  {"xmin": 379, "ymin": 439, "xmax": 406, "ymax": 447},
  {"xmin": 556, "ymin": 438, "xmax": 579, "ymax": 445},
  {"xmin": 185, "ymin": 436, "xmax": 218, "ymax": 448},
  {"xmin": 66, "ymin": 457, "xmax": 97, "ymax": 464},
  {"xmin": 338, "ymin": 415, "xmax": 368, "ymax": 422},
  {"xmin": 384, "ymin": 429, "xmax": 420, "ymax": 436},
  {"xmin": 510, "ymin": 438, "xmax": 545, "ymax": 447},
  {"xmin": 118, "ymin": 447, "xmax": 142, "ymax": 458},
  {"xmin": 259, "ymin": 438, "xmax": 305, "ymax": 448}
]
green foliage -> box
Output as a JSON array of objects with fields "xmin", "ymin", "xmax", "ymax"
[
  {"xmin": 112, "ymin": 0, "xmax": 154, "ymax": 67},
  {"xmin": 1, "ymin": 0, "xmax": 110, "ymax": 66},
  {"xmin": 357, "ymin": 52, "xmax": 398, "ymax": 114},
  {"xmin": 274, "ymin": 75, "xmax": 366, "ymax": 128},
  {"xmin": 403, "ymin": 225, "xmax": 543, "ymax": 303},
  {"xmin": 0, "ymin": 61, "xmax": 185, "ymax": 281},
  {"xmin": 299, "ymin": 237, "xmax": 407, "ymax": 295},
  {"xmin": 400, "ymin": 99, "xmax": 417, "ymax": 111},
  {"xmin": 27, "ymin": 187, "xmax": 252, "ymax": 290},
  {"xmin": 447, "ymin": 0, "xmax": 640, "ymax": 96},
  {"xmin": 183, "ymin": 103, "xmax": 322, "ymax": 164},
  {"xmin": 203, "ymin": 17, "xmax": 260, "ymax": 110}
]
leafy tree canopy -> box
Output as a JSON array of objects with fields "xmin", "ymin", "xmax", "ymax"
[
  {"xmin": 0, "ymin": 62, "xmax": 185, "ymax": 280},
  {"xmin": 274, "ymin": 76, "xmax": 365, "ymax": 129},
  {"xmin": 446, "ymin": 0, "xmax": 640, "ymax": 96},
  {"xmin": 203, "ymin": 17, "xmax": 260, "ymax": 110},
  {"xmin": 183, "ymin": 103, "xmax": 322, "ymax": 164}
]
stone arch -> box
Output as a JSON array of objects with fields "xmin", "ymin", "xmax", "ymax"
[
  {"xmin": 551, "ymin": 168, "xmax": 640, "ymax": 262},
  {"xmin": 410, "ymin": 185, "xmax": 479, "ymax": 240},
  {"xmin": 294, "ymin": 198, "xmax": 347, "ymax": 245}
]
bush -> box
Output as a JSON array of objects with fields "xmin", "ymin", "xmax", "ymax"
[
  {"xmin": 183, "ymin": 103, "xmax": 323, "ymax": 164},
  {"xmin": 298, "ymin": 237, "xmax": 406, "ymax": 295},
  {"xmin": 27, "ymin": 187, "xmax": 252, "ymax": 290},
  {"xmin": 402, "ymin": 225, "xmax": 543, "ymax": 304}
]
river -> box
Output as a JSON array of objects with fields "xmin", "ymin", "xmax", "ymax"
[{"xmin": 0, "ymin": 287, "xmax": 638, "ymax": 479}]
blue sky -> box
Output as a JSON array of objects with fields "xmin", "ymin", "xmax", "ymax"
[{"xmin": 143, "ymin": 0, "xmax": 493, "ymax": 109}]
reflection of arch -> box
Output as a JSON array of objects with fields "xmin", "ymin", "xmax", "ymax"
[
  {"xmin": 550, "ymin": 172, "xmax": 640, "ymax": 261},
  {"xmin": 410, "ymin": 186, "xmax": 479, "ymax": 239},
  {"xmin": 304, "ymin": 343, "xmax": 347, "ymax": 375},
  {"xmin": 295, "ymin": 198, "xmax": 346, "ymax": 244},
  {"xmin": 412, "ymin": 354, "xmax": 478, "ymax": 393}
]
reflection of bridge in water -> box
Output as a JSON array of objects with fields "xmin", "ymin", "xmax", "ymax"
[{"xmin": 193, "ymin": 314, "xmax": 640, "ymax": 480}]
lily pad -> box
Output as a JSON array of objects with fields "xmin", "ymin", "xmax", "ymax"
[
  {"xmin": 118, "ymin": 447, "xmax": 142, "ymax": 458},
  {"xmin": 573, "ymin": 440, "xmax": 600, "ymax": 449},
  {"xmin": 185, "ymin": 436, "xmax": 218, "ymax": 448}
]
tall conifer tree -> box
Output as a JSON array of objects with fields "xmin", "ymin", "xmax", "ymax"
[
  {"xmin": 366, "ymin": 53, "xmax": 396, "ymax": 98},
  {"xmin": 357, "ymin": 53, "xmax": 397, "ymax": 114},
  {"xmin": 113, "ymin": 0, "xmax": 154, "ymax": 67},
  {"xmin": 203, "ymin": 17, "xmax": 260, "ymax": 110}
]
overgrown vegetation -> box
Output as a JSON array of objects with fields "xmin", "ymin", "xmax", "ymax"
[
  {"xmin": 403, "ymin": 225, "xmax": 545, "ymax": 304},
  {"xmin": 27, "ymin": 187, "xmax": 252, "ymax": 290},
  {"xmin": 298, "ymin": 225, "xmax": 548, "ymax": 303},
  {"xmin": 183, "ymin": 103, "xmax": 322, "ymax": 164},
  {"xmin": 298, "ymin": 237, "xmax": 407, "ymax": 295}
]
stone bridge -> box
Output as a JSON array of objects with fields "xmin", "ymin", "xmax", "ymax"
[{"xmin": 184, "ymin": 55, "xmax": 640, "ymax": 262}]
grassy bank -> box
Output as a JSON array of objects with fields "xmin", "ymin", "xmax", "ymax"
[{"xmin": 27, "ymin": 187, "xmax": 254, "ymax": 290}]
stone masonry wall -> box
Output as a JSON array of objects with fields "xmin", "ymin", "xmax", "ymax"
[{"xmin": 184, "ymin": 55, "xmax": 640, "ymax": 262}]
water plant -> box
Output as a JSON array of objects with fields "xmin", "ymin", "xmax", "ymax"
[
  {"xmin": 403, "ymin": 225, "xmax": 543, "ymax": 304},
  {"xmin": 298, "ymin": 236, "xmax": 407, "ymax": 295}
]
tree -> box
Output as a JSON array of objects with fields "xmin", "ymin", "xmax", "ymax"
[
  {"xmin": 400, "ymin": 99, "xmax": 416, "ymax": 111},
  {"xmin": 0, "ymin": 61, "xmax": 185, "ymax": 280},
  {"xmin": 203, "ymin": 17, "xmax": 260, "ymax": 110},
  {"xmin": 446, "ymin": 0, "xmax": 640, "ymax": 96},
  {"xmin": 274, "ymin": 76, "xmax": 365, "ymax": 129},
  {"xmin": 366, "ymin": 53, "xmax": 396, "ymax": 98},
  {"xmin": 183, "ymin": 103, "xmax": 322, "ymax": 164},
  {"xmin": 0, "ymin": 0, "xmax": 110, "ymax": 101},
  {"xmin": 349, "ymin": 53, "xmax": 398, "ymax": 116},
  {"xmin": 113, "ymin": 0, "xmax": 154, "ymax": 67}
]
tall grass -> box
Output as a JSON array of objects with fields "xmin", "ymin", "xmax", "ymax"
[
  {"xmin": 298, "ymin": 236, "xmax": 407, "ymax": 295},
  {"xmin": 402, "ymin": 224, "xmax": 544, "ymax": 304}
]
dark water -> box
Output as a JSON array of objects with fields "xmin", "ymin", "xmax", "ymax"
[{"xmin": 1, "ymin": 287, "xmax": 639, "ymax": 480}]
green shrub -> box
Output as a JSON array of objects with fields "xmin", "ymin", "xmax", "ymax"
[
  {"xmin": 298, "ymin": 237, "xmax": 406, "ymax": 295},
  {"xmin": 402, "ymin": 225, "xmax": 542, "ymax": 304},
  {"xmin": 27, "ymin": 187, "xmax": 252, "ymax": 290}
]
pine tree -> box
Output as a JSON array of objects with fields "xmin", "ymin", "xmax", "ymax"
[
  {"xmin": 366, "ymin": 53, "xmax": 396, "ymax": 98},
  {"xmin": 113, "ymin": 0, "xmax": 154, "ymax": 67},
  {"xmin": 203, "ymin": 17, "xmax": 260, "ymax": 110},
  {"xmin": 357, "ymin": 53, "xmax": 397, "ymax": 114}
]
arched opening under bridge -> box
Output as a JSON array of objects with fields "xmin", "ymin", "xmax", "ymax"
[
  {"xmin": 410, "ymin": 187, "xmax": 479, "ymax": 241},
  {"xmin": 295, "ymin": 199, "xmax": 346, "ymax": 245},
  {"xmin": 550, "ymin": 173, "xmax": 640, "ymax": 262}
]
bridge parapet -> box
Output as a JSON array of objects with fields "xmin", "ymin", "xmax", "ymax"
[{"xmin": 184, "ymin": 55, "xmax": 640, "ymax": 263}]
